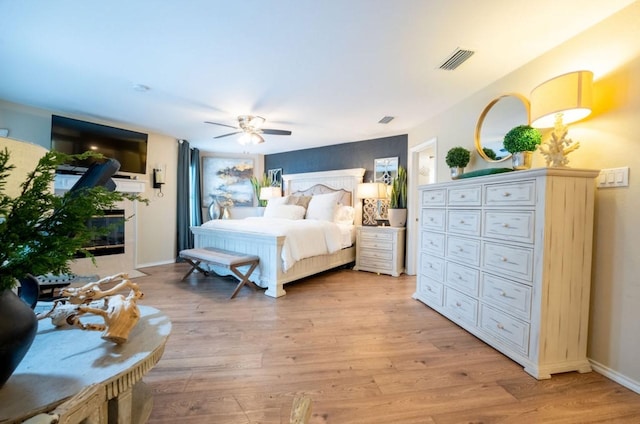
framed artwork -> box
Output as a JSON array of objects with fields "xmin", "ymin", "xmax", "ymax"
[
  {"xmin": 268, "ymin": 168, "xmax": 283, "ymax": 187},
  {"xmin": 374, "ymin": 157, "xmax": 398, "ymax": 185},
  {"xmin": 202, "ymin": 157, "xmax": 255, "ymax": 207}
]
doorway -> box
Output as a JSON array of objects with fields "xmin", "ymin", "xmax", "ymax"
[{"xmin": 406, "ymin": 138, "xmax": 437, "ymax": 275}]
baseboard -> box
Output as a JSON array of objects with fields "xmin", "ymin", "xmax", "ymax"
[
  {"xmin": 136, "ymin": 258, "xmax": 177, "ymax": 269},
  {"xmin": 589, "ymin": 359, "xmax": 640, "ymax": 394}
]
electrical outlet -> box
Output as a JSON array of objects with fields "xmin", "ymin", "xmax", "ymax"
[{"xmin": 597, "ymin": 167, "xmax": 629, "ymax": 188}]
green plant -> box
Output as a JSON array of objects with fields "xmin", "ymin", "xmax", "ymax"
[
  {"xmin": 482, "ymin": 147, "xmax": 498, "ymax": 160},
  {"xmin": 503, "ymin": 125, "xmax": 542, "ymax": 153},
  {"xmin": 0, "ymin": 149, "xmax": 146, "ymax": 291},
  {"xmin": 250, "ymin": 174, "xmax": 270, "ymax": 207},
  {"xmin": 445, "ymin": 147, "xmax": 471, "ymax": 168},
  {"xmin": 389, "ymin": 165, "xmax": 407, "ymax": 209}
]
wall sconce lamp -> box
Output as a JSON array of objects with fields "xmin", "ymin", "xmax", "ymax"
[
  {"xmin": 153, "ymin": 167, "xmax": 165, "ymax": 197},
  {"xmin": 530, "ymin": 70, "xmax": 593, "ymax": 167},
  {"xmin": 357, "ymin": 182, "xmax": 388, "ymax": 226}
]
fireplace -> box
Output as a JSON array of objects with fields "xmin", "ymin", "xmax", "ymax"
[{"xmin": 80, "ymin": 209, "xmax": 125, "ymax": 257}]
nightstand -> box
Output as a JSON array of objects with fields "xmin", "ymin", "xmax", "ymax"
[{"xmin": 353, "ymin": 226, "xmax": 405, "ymax": 277}]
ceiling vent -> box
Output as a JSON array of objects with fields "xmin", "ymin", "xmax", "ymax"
[
  {"xmin": 378, "ymin": 116, "xmax": 394, "ymax": 124},
  {"xmin": 438, "ymin": 48, "xmax": 475, "ymax": 71}
]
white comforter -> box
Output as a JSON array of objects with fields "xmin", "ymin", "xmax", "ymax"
[{"xmin": 200, "ymin": 217, "xmax": 345, "ymax": 271}]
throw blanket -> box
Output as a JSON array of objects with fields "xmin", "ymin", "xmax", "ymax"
[{"xmin": 200, "ymin": 218, "xmax": 343, "ymax": 271}]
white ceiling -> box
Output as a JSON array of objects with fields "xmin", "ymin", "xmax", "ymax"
[{"xmin": 0, "ymin": 0, "xmax": 634, "ymax": 154}]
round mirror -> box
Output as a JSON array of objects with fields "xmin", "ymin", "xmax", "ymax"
[{"xmin": 475, "ymin": 93, "xmax": 530, "ymax": 162}]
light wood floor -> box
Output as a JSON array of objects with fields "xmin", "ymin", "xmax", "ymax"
[{"xmin": 138, "ymin": 263, "xmax": 640, "ymax": 423}]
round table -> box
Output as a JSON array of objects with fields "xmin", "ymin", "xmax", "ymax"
[{"xmin": 0, "ymin": 305, "xmax": 171, "ymax": 424}]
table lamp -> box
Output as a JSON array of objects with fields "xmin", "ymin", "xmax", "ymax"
[
  {"xmin": 259, "ymin": 186, "xmax": 282, "ymax": 202},
  {"xmin": 357, "ymin": 182, "xmax": 388, "ymax": 226},
  {"xmin": 530, "ymin": 70, "xmax": 593, "ymax": 167}
]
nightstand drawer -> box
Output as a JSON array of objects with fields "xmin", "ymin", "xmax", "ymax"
[
  {"xmin": 360, "ymin": 249, "xmax": 393, "ymax": 261},
  {"xmin": 422, "ymin": 231, "xmax": 445, "ymax": 256},
  {"xmin": 481, "ymin": 274, "xmax": 532, "ymax": 320},
  {"xmin": 448, "ymin": 185, "xmax": 481, "ymax": 206},
  {"xmin": 483, "ymin": 211, "xmax": 535, "ymax": 243},
  {"xmin": 447, "ymin": 210, "xmax": 481, "ymax": 236},
  {"xmin": 418, "ymin": 277, "xmax": 444, "ymax": 306},
  {"xmin": 360, "ymin": 230, "xmax": 393, "ymax": 242},
  {"xmin": 421, "ymin": 208, "xmax": 446, "ymax": 231},
  {"xmin": 446, "ymin": 235, "xmax": 481, "ymax": 266},
  {"xmin": 444, "ymin": 288, "xmax": 478, "ymax": 326},
  {"xmin": 480, "ymin": 304, "xmax": 530, "ymax": 355},
  {"xmin": 483, "ymin": 242, "xmax": 534, "ymax": 282},
  {"xmin": 358, "ymin": 257, "xmax": 392, "ymax": 272},
  {"xmin": 422, "ymin": 189, "xmax": 446, "ymax": 206},
  {"xmin": 484, "ymin": 181, "xmax": 536, "ymax": 206},
  {"xmin": 445, "ymin": 262, "xmax": 479, "ymax": 296}
]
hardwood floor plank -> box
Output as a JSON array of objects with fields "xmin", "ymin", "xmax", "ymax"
[{"xmin": 130, "ymin": 263, "xmax": 640, "ymax": 423}]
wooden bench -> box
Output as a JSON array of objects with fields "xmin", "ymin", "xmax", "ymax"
[{"xmin": 179, "ymin": 248, "xmax": 260, "ymax": 299}]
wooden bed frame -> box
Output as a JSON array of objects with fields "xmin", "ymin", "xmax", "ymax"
[{"xmin": 191, "ymin": 168, "xmax": 365, "ymax": 297}]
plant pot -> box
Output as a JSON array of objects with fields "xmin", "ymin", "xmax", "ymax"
[
  {"xmin": 450, "ymin": 167, "xmax": 465, "ymax": 179},
  {"xmin": 388, "ymin": 208, "xmax": 407, "ymax": 227},
  {"xmin": 0, "ymin": 288, "xmax": 38, "ymax": 387},
  {"xmin": 512, "ymin": 151, "xmax": 533, "ymax": 170}
]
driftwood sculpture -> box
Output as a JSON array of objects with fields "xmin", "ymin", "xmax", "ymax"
[{"xmin": 37, "ymin": 273, "xmax": 144, "ymax": 344}]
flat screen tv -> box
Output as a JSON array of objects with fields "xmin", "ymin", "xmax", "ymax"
[{"xmin": 51, "ymin": 115, "xmax": 148, "ymax": 175}]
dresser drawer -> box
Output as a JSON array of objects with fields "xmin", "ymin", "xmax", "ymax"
[
  {"xmin": 422, "ymin": 189, "xmax": 446, "ymax": 206},
  {"xmin": 480, "ymin": 304, "xmax": 530, "ymax": 355},
  {"xmin": 420, "ymin": 254, "xmax": 445, "ymax": 282},
  {"xmin": 483, "ymin": 211, "xmax": 535, "ymax": 243},
  {"xmin": 421, "ymin": 208, "xmax": 446, "ymax": 231},
  {"xmin": 484, "ymin": 181, "xmax": 536, "ymax": 206},
  {"xmin": 448, "ymin": 185, "xmax": 481, "ymax": 206},
  {"xmin": 483, "ymin": 242, "xmax": 534, "ymax": 282},
  {"xmin": 447, "ymin": 210, "xmax": 481, "ymax": 236},
  {"xmin": 444, "ymin": 288, "xmax": 478, "ymax": 326},
  {"xmin": 445, "ymin": 262, "xmax": 479, "ymax": 296},
  {"xmin": 481, "ymin": 274, "xmax": 532, "ymax": 320},
  {"xmin": 418, "ymin": 276, "xmax": 444, "ymax": 306},
  {"xmin": 422, "ymin": 231, "xmax": 446, "ymax": 256},
  {"xmin": 446, "ymin": 235, "xmax": 481, "ymax": 266}
]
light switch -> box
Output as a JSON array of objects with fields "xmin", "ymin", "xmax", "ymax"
[{"xmin": 597, "ymin": 167, "xmax": 630, "ymax": 188}]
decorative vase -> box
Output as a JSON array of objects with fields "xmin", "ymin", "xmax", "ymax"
[
  {"xmin": 388, "ymin": 208, "xmax": 407, "ymax": 227},
  {"xmin": 450, "ymin": 167, "xmax": 465, "ymax": 179},
  {"xmin": 512, "ymin": 151, "xmax": 533, "ymax": 170},
  {"xmin": 0, "ymin": 288, "xmax": 38, "ymax": 387}
]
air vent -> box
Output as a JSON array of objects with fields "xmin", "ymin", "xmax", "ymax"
[
  {"xmin": 378, "ymin": 116, "xmax": 394, "ymax": 124},
  {"xmin": 438, "ymin": 48, "xmax": 475, "ymax": 70}
]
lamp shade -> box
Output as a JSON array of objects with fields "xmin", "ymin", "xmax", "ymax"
[
  {"xmin": 530, "ymin": 70, "xmax": 593, "ymax": 128},
  {"xmin": 259, "ymin": 186, "xmax": 282, "ymax": 201},
  {"xmin": 356, "ymin": 182, "xmax": 388, "ymax": 199}
]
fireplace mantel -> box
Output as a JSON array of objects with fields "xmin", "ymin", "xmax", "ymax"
[{"xmin": 54, "ymin": 173, "xmax": 147, "ymax": 193}]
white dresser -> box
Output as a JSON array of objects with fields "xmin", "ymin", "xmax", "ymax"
[
  {"xmin": 354, "ymin": 226, "xmax": 405, "ymax": 277},
  {"xmin": 415, "ymin": 168, "xmax": 598, "ymax": 379}
]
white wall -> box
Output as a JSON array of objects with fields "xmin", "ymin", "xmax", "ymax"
[{"xmin": 407, "ymin": 3, "xmax": 640, "ymax": 390}]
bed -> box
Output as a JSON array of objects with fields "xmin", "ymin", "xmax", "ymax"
[{"xmin": 191, "ymin": 168, "xmax": 365, "ymax": 297}]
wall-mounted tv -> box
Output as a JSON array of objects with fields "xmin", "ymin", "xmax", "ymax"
[{"xmin": 51, "ymin": 115, "xmax": 148, "ymax": 175}]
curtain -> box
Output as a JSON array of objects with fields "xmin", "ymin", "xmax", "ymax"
[
  {"xmin": 190, "ymin": 147, "xmax": 203, "ymax": 227},
  {"xmin": 176, "ymin": 140, "xmax": 192, "ymax": 257}
]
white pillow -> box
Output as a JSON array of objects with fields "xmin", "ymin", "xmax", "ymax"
[
  {"xmin": 263, "ymin": 195, "xmax": 289, "ymax": 216},
  {"xmin": 263, "ymin": 204, "xmax": 306, "ymax": 220},
  {"xmin": 334, "ymin": 205, "xmax": 355, "ymax": 225},
  {"xmin": 305, "ymin": 192, "xmax": 341, "ymax": 221}
]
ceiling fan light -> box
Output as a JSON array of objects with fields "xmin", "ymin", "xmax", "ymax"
[
  {"xmin": 249, "ymin": 116, "xmax": 265, "ymax": 129},
  {"xmin": 239, "ymin": 132, "xmax": 252, "ymax": 145},
  {"xmin": 251, "ymin": 133, "xmax": 265, "ymax": 144}
]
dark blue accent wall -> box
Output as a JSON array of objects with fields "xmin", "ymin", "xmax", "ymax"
[{"xmin": 265, "ymin": 134, "xmax": 407, "ymax": 182}]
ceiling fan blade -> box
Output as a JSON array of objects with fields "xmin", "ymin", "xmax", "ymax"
[
  {"xmin": 214, "ymin": 131, "xmax": 242, "ymax": 139},
  {"xmin": 204, "ymin": 121, "xmax": 238, "ymax": 130},
  {"xmin": 261, "ymin": 129, "xmax": 292, "ymax": 136}
]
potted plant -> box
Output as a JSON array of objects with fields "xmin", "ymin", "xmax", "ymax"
[
  {"xmin": 250, "ymin": 174, "xmax": 270, "ymax": 207},
  {"xmin": 388, "ymin": 165, "xmax": 407, "ymax": 227},
  {"xmin": 503, "ymin": 125, "xmax": 542, "ymax": 170},
  {"xmin": 0, "ymin": 148, "xmax": 145, "ymax": 387},
  {"xmin": 445, "ymin": 146, "xmax": 471, "ymax": 179}
]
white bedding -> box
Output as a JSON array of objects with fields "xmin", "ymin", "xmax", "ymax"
[{"xmin": 200, "ymin": 217, "xmax": 352, "ymax": 271}]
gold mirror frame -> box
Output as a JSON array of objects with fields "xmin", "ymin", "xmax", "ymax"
[{"xmin": 475, "ymin": 93, "xmax": 530, "ymax": 163}]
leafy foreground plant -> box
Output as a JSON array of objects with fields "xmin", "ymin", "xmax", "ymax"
[{"xmin": 0, "ymin": 148, "xmax": 147, "ymax": 291}]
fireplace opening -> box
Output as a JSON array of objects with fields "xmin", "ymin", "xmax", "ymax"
[{"xmin": 78, "ymin": 209, "xmax": 125, "ymax": 257}]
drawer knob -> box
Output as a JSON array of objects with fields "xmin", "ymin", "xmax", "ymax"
[
  {"xmin": 500, "ymin": 291, "xmax": 507, "ymax": 297},
  {"xmin": 426, "ymin": 286, "xmax": 432, "ymax": 292},
  {"xmin": 497, "ymin": 323, "xmax": 505, "ymax": 330},
  {"xmin": 500, "ymin": 256, "xmax": 508, "ymax": 262},
  {"xmin": 459, "ymin": 220, "xmax": 465, "ymax": 224},
  {"xmin": 502, "ymin": 223, "xmax": 509, "ymax": 228},
  {"xmin": 455, "ymin": 302, "xmax": 462, "ymax": 307},
  {"xmin": 458, "ymin": 247, "xmax": 464, "ymax": 252},
  {"xmin": 429, "ymin": 217, "xmax": 434, "ymax": 221},
  {"xmin": 503, "ymin": 192, "xmax": 511, "ymax": 197},
  {"xmin": 460, "ymin": 194, "xmax": 466, "ymax": 198}
]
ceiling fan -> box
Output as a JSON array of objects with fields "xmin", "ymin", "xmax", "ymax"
[{"xmin": 205, "ymin": 115, "xmax": 292, "ymax": 145}]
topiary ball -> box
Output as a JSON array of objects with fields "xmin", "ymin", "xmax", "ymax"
[{"xmin": 503, "ymin": 125, "xmax": 542, "ymax": 153}]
